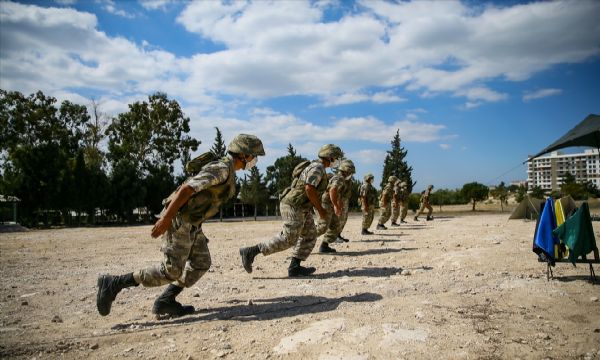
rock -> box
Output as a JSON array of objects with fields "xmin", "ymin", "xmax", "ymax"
[
  {"xmin": 90, "ymin": 343, "xmax": 99, "ymax": 350},
  {"xmin": 51, "ymin": 315, "xmax": 63, "ymax": 323},
  {"xmin": 21, "ymin": 301, "xmax": 28, "ymax": 306},
  {"xmin": 401, "ymin": 269, "xmax": 411, "ymax": 276},
  {"xmin": 590, "ymin": 297, "xmax": 598, "ymax": 302}
]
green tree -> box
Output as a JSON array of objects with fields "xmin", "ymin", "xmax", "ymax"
[
  {"xmin": 381, "ymin": 129, "xmax": 414, "ymax": 192},
  {"xmin": 210, "ymin": 127, "xmax": 227, "ymax": 158},
  {"xmin": 529, "ymin": 186, "xmax": 545, "ymax": 199},
  {"xmin": 108, "ymin": 159, "xmax": 146, "ymax": 223},
  {"xmin": 265, "ymin": 144, "xmax": 307, "ymax": 196},
  {"xmin": 461, "ymin": 182, "xmax": 489, "ymax": 211},
  {"xmin": 515, "ymin": 184, "xmax": 527, "ymax": 202},
  {"xmin": 239, "ymin": 167, "xmax": 269, "ymax": 220},
  {"xmin": 490, "ymin": 181, "xmax": 509, "ymax": 211}
]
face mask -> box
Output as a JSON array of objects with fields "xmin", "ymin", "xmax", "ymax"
[
  {"xmin": 244, "ymin": 157, "xmax": 258, "ymax": 170},
  {"xmin": 331, "ymin": 159, "xmax": 341, "ymax": 169}
]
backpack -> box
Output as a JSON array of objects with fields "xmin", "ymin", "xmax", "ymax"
[
  {"xmin": 279, "ymin": 160, "xmax": 311, "ymax": 201},
  {"xmin": 185, "ymin": 152, "xmax": 217, "ymax": 174}
]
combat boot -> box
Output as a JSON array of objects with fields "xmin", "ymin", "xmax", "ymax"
[
  {"xmin": 239, "ymin": 245, "xmax": 260, "ymax": 273},
  {"xmin": 376, "ymin": 223, "xmax": 387, "ymax": 230},
  {"xmin": 152, "ymin": 284, "xmax": 195, "ymax": 318},
  {"xmin": 426, "ymin": 216, "xmax": 434, "ymax": 221},
  {"xmin": 338, "ymin": 235, "xmax": 349, "ymax": 242},
  {"xmin": 401, "ymin": 220, "xmax": 407, "ymax": 224},
  {"xmin": 96, "ymin": 273, "xmax": 138, "ymax": 316},
  {"xmin": 361, "ymin": 229, "xmax": 373, "ymax": 235},
  {"xmin": 319, "ymin": 242, "xmax": 337, "ymax": 253},
  {"xmin": 288, "ymin": 257, "xmax": 316, "ymax": 277},
  {"xmin": 391, "ymin": 222, "xmax": 400, "ymax": 227},
  {"xmin": 414, "ymin": 216, "xmax": 419, "ymax": 221}
]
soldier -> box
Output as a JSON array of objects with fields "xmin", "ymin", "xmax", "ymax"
[
  {"xmin": 239, "ymin": 144, "xmax": 343, "ymax": 277},
  {"xmin": 376, "ymin": 175, "xmax": 397, "ymax": 230},
  {"xmin": 319, "ymin": 159, "xmax": 355, "ymax": 252},
  {"xmin": 398, "ymin": 182, "xmax": 410, "ymax": 224},
  {"xmin": 414, "ymin": 184, "xmax": 434, "ymax": 221},
  {"xmin": 390, "ymin": 179, "xmax": 403, "ymax": 226},
  {"xmin": 335, "ymin": 160, "xmax": 355, "ymax": 243},
  {"xmin": 96, "ymin": 134, "xmax": 265, "ymax": 318},
  {"xmin": 359, "ymin": 173, "xmax": 377, "ymax": 235}
]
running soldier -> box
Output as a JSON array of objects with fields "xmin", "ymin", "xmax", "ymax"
[
  {"xmin": 319, "ymin": 159, "xmax": 355, "ymax": 252},
  {"xmin": 359, "ymin": 173, "xmax": 377, "ymax": 235},
  {"xmin": 239, "ymin": 144, "xmax": 343, "ymax": 276},
  {"xmin": 390, "ymin": 179, "xmax": 403, "ymax": 226},
  {"xmin": 96, "ymin": 134, "xmax": 265, "ymax": 318},
  {"xmin": 376, "ymin": 175, "xmax": 397, "ymax": 230},
  {"xmin": 415, "ymin": 184, "xmax": 434, "ymax": 221}
]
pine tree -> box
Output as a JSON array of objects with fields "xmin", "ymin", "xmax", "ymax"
[
  {"xmin": 380, "ymin": 129, "xmax": 414, "ymax": 192},
  {"xmin": 239, "ymin": 167, "xmax": 269, "ymax": 220},
  {"xmin": 210, "ymin": 127, "xmax": 227, "ymax": 158}
]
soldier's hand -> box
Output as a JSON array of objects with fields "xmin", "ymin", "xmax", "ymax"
[
  {"xmin": 151, "ymin": 217, "xmax": 170, "ymax": 238},
  {"xmin": 334, "ymin": 205, "xmax": 342, "ymax": 217},
  {"xmin": 317, "ymin": 208, "xmax": 328, "ymax": 220}
]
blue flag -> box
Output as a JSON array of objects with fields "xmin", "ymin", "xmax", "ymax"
[{"xmin": 533, "ymin": 198, "xmax": 558, "ymax": 261}]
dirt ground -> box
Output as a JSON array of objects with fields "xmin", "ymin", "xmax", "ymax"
[{"xmin": 1, "ymin": 208, "xmax": 599, "ymax": 360}]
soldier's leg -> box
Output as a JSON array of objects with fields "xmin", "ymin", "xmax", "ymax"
[
  {"xmin": 390, "ymin": 204, "xmax": 400, "ymax": 225},
  {"xmin": 240, "ymin": 203, "xmax": 304, "ymax": 273},
  {"xmin": 289, "ymin": 211, "xmax": 318, "ymax": 276},
  {"xmin": 400, "ymin": 202, "xmax": 408, "ymax": 223},
  {"xmin": 361, "ymin": 207, "xmax": 375, "ymax": 234},
  {"xmin": 426, "ymin": 203, "xmax": 434, "ymax": 220},
  {"xmin": 415, "ymin": 203, "xmax": 426, "ymax": 221},
  {"xmin": 320, "ymin": 214, "xmax": 340, "ymax": 252},
  {"xmin": 377, "ymin": 205, "xmax": 391, "ymax": 229},
  {"xmin": 315, "ymin": 205, "xmax": 333, "ymax": 238}
]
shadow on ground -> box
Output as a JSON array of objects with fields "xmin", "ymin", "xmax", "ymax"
[{"xmin": 111, "ymin": 292, "xmax": 383, "ymax": 330}]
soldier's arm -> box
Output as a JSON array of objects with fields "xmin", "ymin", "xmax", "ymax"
[
  {"xmin": 151, "ymin": 184, "xmax": 195, "ymax": 238},
  {"xmin": 305, "ymin": 184, "xmax": 327, "ymax": 219},
  {"xmin": 329, "ymin": 187, "xmax": 343, "ymax": 217}
]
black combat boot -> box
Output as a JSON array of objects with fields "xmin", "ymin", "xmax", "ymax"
[
  {"xmin": 288, "ymin": 257, "xmax": 316, "ymax": 277},
  {"xmin": 336, "ymin": 235, "xmax": 349, "ymax": 243},
  {"xmin": 401, "ymin": 220, "xmax": 407, "ymax": 224},
  {"xmin": 361, "ymin": 228, "xmax": 373, "ymax": 235},
  {"xmin": 391, "ymin": 222, "xmax": 400, "ymax": 227},
  {"xmin": 426, "ymin": 216, "xmax": 434, "ymax": 221},
  {"xmin": 376, "ymin": 223, "xmax": 387, "ymax": 230},
  {"xmin": 414, "ymin": 216, "xmax": 419, "ymax": 221},
  {"xmin": 319, "ymin": 242, "xmax": 337, "ymax": 253},
  {"xmin": 96, "ymin": 273, "xmax": 138, "ymax": 316},
  {"xmin": 152, "ymin": 284, "xmax": 195, "ymax": 318},
  {"xmin": 239, "ymin": 245, "xmax": 260, "ymax": 273}
]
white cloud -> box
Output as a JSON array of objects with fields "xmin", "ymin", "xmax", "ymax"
[
  {"xmin": 439, "ymin": 143, "xmax": 451, "ymax": 150},
  {"xmin": 55, "ymin": 0, "xmax": 77, "ymax": 5},
  {"xmin": 97, "ymin": 0, "xmax": 135, "ymax": 18},
  {"xmin": 322, "ymin": 90, "xmax": 406, "ymax": 107},
  {"xmin": 139, "ymin": 0, "xmax": 174, "ymax": 11},
  {"xmin": 523, "ymin": 88, "xmax": 563, "ymax": 102}
]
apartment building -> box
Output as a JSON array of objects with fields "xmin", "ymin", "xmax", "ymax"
[{"xmin": 527, "ymin": 149, "xmax": 600, "ymax": 192}]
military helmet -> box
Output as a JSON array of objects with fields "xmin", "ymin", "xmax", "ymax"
[
  {"xmin": 318, "ymin": 144, "xmax": 343, "ymax": 159},
  {"xmin": 228, "ymin": 134, "xmax": 265, "ymax": 156},
  {"xmin": 364, "ymin": 173, "xmax": 374, "ymax": 182},
  {"xmin": 388, "ymin": 175, "xmax": 399, "ymax": 183},
  {"xmin": 339, "ymin": 159, "xmax": 355, "ymax": 174},
  {"xmin": 428, "ymin": 184, "xmax": 434, "ymax": 189}
]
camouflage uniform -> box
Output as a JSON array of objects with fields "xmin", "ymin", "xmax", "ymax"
[
  {"xmin": 415, "ymin": 185, "xmax": 434, "ymax": 220},
  {"xmin": 320, "ymin": 173, "xmax": 347, "ymax": 244},
  {"xmin": 359, "ymin": 175, "xmax": 377, "ymax": 231},
  {"xmin": 377, "ymin": 179, "xmax": 395, "ymax": 227},
  {"xmin": 390, "ymin": 180, "xmax": 403, "ymax": 225},
  {"xmin": 258, "ymin": 160, "xmax": 328, "ymax": 260},
  {"xmin": 399, "ymin": 183, "xmax": 409, "ymax": 222},
  {"xmin": 134, "ymin": 156, "xmax": 236, "ymax": 288},
  {"xmin": 315, "ymin": 173, "xmax": 336, "ymax": 237}
]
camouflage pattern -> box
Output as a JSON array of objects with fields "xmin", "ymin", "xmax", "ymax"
[
  {"xmin": 227, "ymin": 134, "xmax": 265, "ymax": 156},
  {"xmin": 257, "ymin": 203, "xmax": 317, "ymax": 261},
  {"xmin": 318, "ymin": 144, "xmax": 343, "ymax": 159},
  {"xmin": 134, "ymin": 215, "xmax": 211, "ymax": 288},
  {"xmin": 416, "ymin": 185, "xmax": 434, "ymax": 218},
  {"xmin": 359, "ymin": 179, "xmax": 378, "ymax": 230},
  {"xmin": 316, "ymin": 173, "xmax": 343, "ymax": 237},
  {"xmin": 133, "ymin": 155, "xmax": 235, "ymax": 288},
  {"xmin": 281, "ymin": 160, "xmax": 328, "ymax": 209},
  {"xmin": 399, "ymin": 183, "xmax": 410, "ymax": 221},
  {"xmin": 377, "ymin": 181, "xmax": 394, "ymax": 225},
  {"xmin": 390, "ymin": 180, "xmax": 403, "ymax": 223},
  {"xmin": 337, "ymin": 176, "xmax": 353, "ymax": 231}
]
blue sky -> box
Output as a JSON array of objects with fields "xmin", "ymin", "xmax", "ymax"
[{"xmin": 1, "ymin": 0, "xmax": 599, "ymax": 190}]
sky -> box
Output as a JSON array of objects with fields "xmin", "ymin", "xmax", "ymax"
[{"xmin": 1, "ymin": 0, "xmax": 599, "ymax": 190}]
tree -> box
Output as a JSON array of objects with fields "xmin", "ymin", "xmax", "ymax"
[
  {"xmin": 265, "ymin": 144, "xmax": 307, "ymax": 196},
  {"xmin": 210, "ymin": 127, "xmax": 227, "ymax": 158},
  {"xmin": 239, "ymin": 167, "xmax": 269, "ymax": 220},
  {"xmin": 529, "ymin": 186, "xmax": 545, "ymax": 199},
  {"xmin": 490, "ymin": 182, "xmax": 509, "ymax": 211},
  {"xmin": 381, "ymin": 129, "xmax": 414, "ymax": 192},
  {"xmin": 106, "ymin": 93, "xmax": 199, "ymax": 220},
  {"xmin": 515, "ymin": 185, "xmax": 527, "ymax": 203},
  {"xmin": 461, "ymin": 182, "xmax": 489, "ymax": 211}
]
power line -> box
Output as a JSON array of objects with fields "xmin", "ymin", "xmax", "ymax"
[{"xmin": 485, "ymin": 162, "xmax": 527, "ymax": 186}]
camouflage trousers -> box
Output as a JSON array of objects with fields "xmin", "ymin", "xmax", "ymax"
[
  {"xmin": 361, "ymin": 205, "xmax": 375, "ymax": 230},
  {"xmin": 258, "ymin": 202, "xmax": 317, "ymax": 261},
  {"xmin": 315, "ymin": 202, "xmax": 334, "ymax": 237},
  {"xmin": 400, "ymin": 201, "xmax": 408, "ymax": 221},
  {"xmin": 378, "ymin": 203, "xmax": 391, "ymax": 225},
  {"xmin": 339, "ymin": 199, "xmax": 350, "ymax": 230},
  {"xmin": 391, "ymin": 203, "xmax": 400, "ymax": 223},
  {"xmin": 134, "ymin": 215, "xmax": 210, "ymax": 288},
  {"xmin": 417, "ymin": 202, "xmax": 433, "ymax": 218}
]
